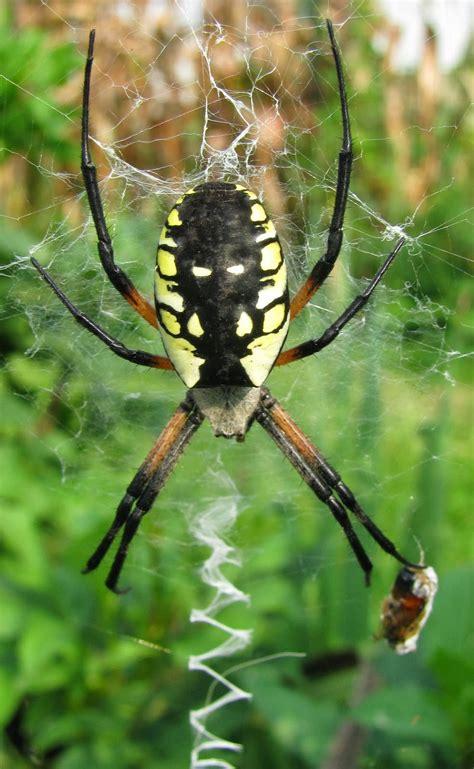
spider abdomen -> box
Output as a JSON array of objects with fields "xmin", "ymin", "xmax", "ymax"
[{"xmin": 155, "ymin": 182, "xmax": 290, "ymax": 388}]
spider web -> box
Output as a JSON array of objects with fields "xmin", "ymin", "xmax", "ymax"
[{"xmin": 3, "ymin": 1, "xmax": 472, "ymax": 767}]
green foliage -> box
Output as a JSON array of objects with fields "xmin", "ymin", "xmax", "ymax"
[{"xmin": 0, "ymin": 12, "xmax": 79, "ymax": 165}]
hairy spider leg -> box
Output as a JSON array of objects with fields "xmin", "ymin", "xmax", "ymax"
[
  {"xmin": 256, "ymin": 391, "xmax": 421, "ymax": 582},
  {"xmin": 81, "ymin": 30, "xmax": 158, "ymax": 329},
  {"xmin": 83, "ymin": 398, "xmax": 203, "ymax": 593},
  {"xmin": 260, "ymin": 392, "xmax": 423, "ymax": 569},
  {"xmin": 31, "ymin": 257, "xmax": 173, "ymax": 369},
  {"xmin": 256, "ymin": 394, "xmax": 372, "ymax": 580},
  {"xmin": 276, "ymin": 237, "xmax": 405, "ymax": 365},
  {"xmin": 82, "ymin": 401, "xmax": 195, "ymax": 578},
  {"xmin": 289, "ymin": 19, "xmax": 353, "ymax": 320},
  {"xmin": 104, "ymin": 403, "xmax": 204, "ymax": 593}
]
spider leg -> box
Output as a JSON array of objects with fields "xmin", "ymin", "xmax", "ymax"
[
  {"xmin": 31, "ymin": 257, "xmax": 172, "ymax": 369},
  {"xmin": 81, "ymin": 30, "xmax": 158, "ymax": 329},
  {"xmin": 105, "ymin": 402, "xmax": 204, "ymax": 593},
  {"xmin": 256, "ymin": 392, "xmax": 373, "ymax": 582},
  {"xmin": 290, "ymin": 19, "xmax": 353, "ymax": 320},
  {"xmin": 84, "ymin": 396, "xmax": 204, "ymax": 593},
  {"xmin": 256, "ymin": 390, "xmax": 421, "ymax": 582},
  {"xmin": 82, "ymin": 402, "xmax": 194, "ymax": 574},
  {"xmin": 276, "ymin": 237, "xmax": 405, "ymax": 365}
]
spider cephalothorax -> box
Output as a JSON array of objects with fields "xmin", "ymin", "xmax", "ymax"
[{"xmin": 32, "ymin": 21, "xmax": 422, "ymax": 593}]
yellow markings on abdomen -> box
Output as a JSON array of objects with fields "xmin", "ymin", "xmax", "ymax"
[
  {"xmin": 263, "ymin": 303, "xmax": 286, "ymax": 333},
  {"xmin": 157, "ymin": 248, "xmax": 177, "ymax": 277},
  {"xmin": 227, "ymin": 264, "xmax": 245, "ymax": 275},
  {"xmin": 167, "ymin": 207, "xmax": 182, "ymax": 227},
  {"xmin": 236, "ymin": 311, "xmax": 253, "ymax": 337},
  {"xmin": 187, "ymin": 313, "xmax": 204, "ymax": 337},
  {"xmin": 174, "ymin": 188, "xmax": 195, "ymax": 206},
  {"xmin": 256, "ymin": 262, "xmax": 287, "ymax": 309},
  {"xmin": 155, "ymin": 274, "xmax": 184, "ymax": 313},
  {"xmin": 235, "ymin": 184, "xmax": 258, "ymax": 200},
  {"xmin": 159, "ymin": 331, "xmax": 204, "ymax": 388},
  {"xmin": 160, "ymin": 309, "xmax": 181, "ymax": 335},
  {"xmin": 250, "ymin": 203, "xmax": 267, "ymax": 222},
  {"xmin": 240, "ymin": 313, "xmax": 290, "ymax": 386},
  {"xmin": 260, "ymin": 241, "xmax": 282, "ymax": 271},
  {"xmin": 256, "ymin": 220, "xmax": 277, "ymax": 242},
  {"xmin": 158, "ymin": 226, "xmax": 178, "ymax": 250}
]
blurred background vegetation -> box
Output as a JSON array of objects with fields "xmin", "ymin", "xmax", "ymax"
[{"xmin": 0, "ymin": 0, "xmax": 472, "ymax": 767}]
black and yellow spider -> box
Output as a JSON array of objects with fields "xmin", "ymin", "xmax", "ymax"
[{"xmin": 32, "ymin": 21, "xmax": 421, "ymax": 593}]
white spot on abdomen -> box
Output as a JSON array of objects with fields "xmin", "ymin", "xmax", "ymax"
[{"xmin": 192, "ymin": 266, "xmax": 213, "ymax": 277}]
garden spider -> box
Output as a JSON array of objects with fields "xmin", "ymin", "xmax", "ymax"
[{"xmin": 32, "ymin": 21, "xmax": 421, "ymax": 593}]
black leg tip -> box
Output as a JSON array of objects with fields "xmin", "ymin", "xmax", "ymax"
[
  {"xmin": 395, "ymin": 552, "xmax": 426, "ymax": 571},
  {"xmin": 364, "ymin": 566, "xmax": 373, "ymax": 587},
  {"xmin": 106, "ymin": 576, "xmax": 131, "ymax": 595},
  {"xmin": 82, "ymin": 553, "xmax": 104, "ymax": 574},
  {"xmin": 326, "ymin": 19, "xmax": 336, "ymax": 44},
  {"xmin": 88, "ymin": 30, "xmax": 96, "ymax": 55}
]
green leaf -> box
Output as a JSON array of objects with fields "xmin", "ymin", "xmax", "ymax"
[
  {"xmin": 351, "ymin": 684, "xmax": 455, "ymax": 748},
  {"xmin": 18, "ymin": 614, "xmax": 80, "ymax": 691},
  {"xmin": 421, "ymin": 566, "xmax": 474, "ymax": 661},
  {"xmin": 0, "ymin": 668, "xmax": 22, "ymax": 726},
  {"xmin": 241, "ymin": 667, "xmax": 340, "ymax": 763}
]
